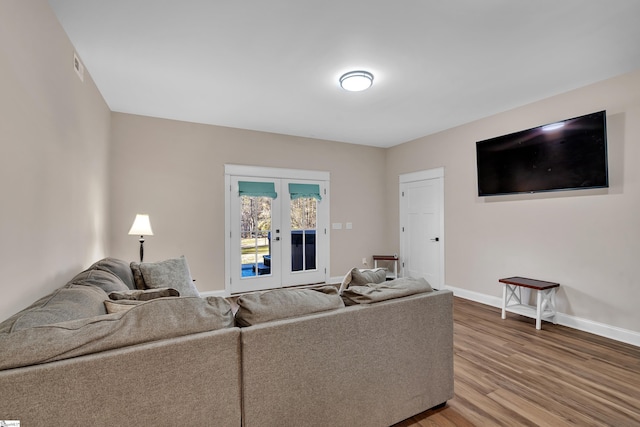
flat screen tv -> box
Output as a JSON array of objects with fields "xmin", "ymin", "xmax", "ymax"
[{"xmin": 476, "ymin": 110, "xmax": 608, "ymax": 197}]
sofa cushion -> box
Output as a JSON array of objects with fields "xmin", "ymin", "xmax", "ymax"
[
  {"xmin": 69, "ymin": 269, "xmax": 130, "ymax": 294},
  {"xmin": 0, "ymin": 285, "xmax": 109, "ymax": 333},
  {"xmin": 341, "ymin": 277, "xmax": 433, "ymax": 305},
  {"xmin": 339, "ymin": 268, "xmax": 388, "ymax": 294},
  {"xmin": 234, "ymin": 286, "xmax": 345, "ymax": 327},
  {"xmin": 131, "ymin": 256, "xmax": 199, "ymax": 297},
  {"xmin": 0, "ymin": 296, "xmax": 234, "ymax": 370},
  {"xmin": 108, "ymin": 287, "xmax": 179, "ymax": 301},
  {"xmin": 88, "ymin": 257, "xmax": 136, "ymax": 290}
]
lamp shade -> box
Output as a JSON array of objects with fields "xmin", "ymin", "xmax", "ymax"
[{"xmin": 128, "ymin": 214, "xmax": 154, "ymax": 236}]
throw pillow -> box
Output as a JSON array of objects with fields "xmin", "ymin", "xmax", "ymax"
[
  {"xmin": 131, "ymin": 256, "xmax": 200, "ymax": 297},
  {"xmin": 108, "ymin": 288, "xmax": 179, "ymax": 301},
  {"xmin": 104, "ymin": 299, "xmax": 143, "ymax": 314},
  {"xmin": 350, "ymin": 268, "xmax": 387, "ymax": 286},
  {"xmin": 234, "ymin": 286, "xmax": 345, "ymax": 327},
  {"xmin": 130, "ymin": 261, "xmax": 145, "ymax": 290},
  {"xmin": 69, "ymin": 269, "xmax": 130, "ymax": 293},
  {"xmin": 338, "ymin": 269, "xmax": 353, "ymax": 295}
]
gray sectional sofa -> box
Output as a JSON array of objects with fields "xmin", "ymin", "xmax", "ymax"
[{"xmin": 0, "ymin": 258, "xmax": 453, "ymax": 426}]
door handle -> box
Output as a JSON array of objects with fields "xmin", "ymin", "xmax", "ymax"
[
  {"xmin": 274, "ymin": 237, "xmax": 280, "ymax": 241},
  {"xmin": 431, "ymin": 237, "xmax": 440, "ymax": 242}
]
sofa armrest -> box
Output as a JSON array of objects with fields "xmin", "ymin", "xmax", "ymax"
[{"xmin": 0, "ymin": 328, "xmax": 242, "ymax": 426}]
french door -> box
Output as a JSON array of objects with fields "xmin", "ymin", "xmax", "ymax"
[{"xmin": 226, "ymin": 166, "xmax": 329, "ymax": 294}]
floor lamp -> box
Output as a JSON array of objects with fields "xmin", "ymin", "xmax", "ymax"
[{"xmin": 128, "ymin": 214, "xmax": 154, "ymax": 262}]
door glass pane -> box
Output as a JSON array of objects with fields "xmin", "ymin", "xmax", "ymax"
[
  {"xmin": 241, "ymin": 196, "xmax": 272, "ymax": 277},
  {"xmin": 290, "ymin": 197, "xmax": 317, "ymax": 272}
]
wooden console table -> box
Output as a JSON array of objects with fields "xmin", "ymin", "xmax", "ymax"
[{"xmin": 499, "ymin": 276, "xmax": 559, "ymax": 330}]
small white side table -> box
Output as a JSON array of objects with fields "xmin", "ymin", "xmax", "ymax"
[
  {"xmin": 373, "ymin": 255, "xmax": 399, "ymax": 280},
  {"xmin": 500, "ymin": 276, "xmax": 560, "ymax": 330}
]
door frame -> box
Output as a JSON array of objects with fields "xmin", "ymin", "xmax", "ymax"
[
  {"xmin": 225, "ymin": 164, "xmax": 330, "ymax": 295},
  {"xmin": 399, "ymin": 167, "xmax": 445, "ymax": 289}
]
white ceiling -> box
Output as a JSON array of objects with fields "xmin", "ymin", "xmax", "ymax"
[{"xmin": 48, "ymin": 0, "xmax": 640, "ymax": 148}]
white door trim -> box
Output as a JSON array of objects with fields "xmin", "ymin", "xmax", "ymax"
[
  {"xmin": 399, "ymin": 167, "xmax": 444, "ymax": 183},
  {"xmin": 399, "ymin": 168, "xmax": 445, "ymax": 289},
  {"xmin": 225, "ymin": 164, "xmax": 330, "ymax": 181}
]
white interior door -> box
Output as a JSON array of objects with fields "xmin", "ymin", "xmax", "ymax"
[{"xmin": 400, "ymin": 169, "xmax": 444, "ymax": 289}]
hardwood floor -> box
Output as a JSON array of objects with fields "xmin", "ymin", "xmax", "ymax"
[{"xmin": 393, "ymin": 297, "xmax": 640, "ymax": 426}]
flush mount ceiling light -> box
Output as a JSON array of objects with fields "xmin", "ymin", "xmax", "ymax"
[{"xmin": 339, "ymin": 70, "xmax": 374, "ymax": 92}]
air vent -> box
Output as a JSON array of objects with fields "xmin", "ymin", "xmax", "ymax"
[{"xmin": 73, "ymin": 52, "xmax": 84, "ymax": 82}]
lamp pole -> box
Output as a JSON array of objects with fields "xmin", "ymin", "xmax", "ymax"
[{"xmin": 138, "ymin": 236, "xmax": 145, "ymax": 262}]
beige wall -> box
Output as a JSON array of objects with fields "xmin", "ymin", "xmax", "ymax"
[
  {"xmin": 387, "ymin": 70, "xmax": 640, "ymax": 333},
  {"xmin": 2, "ymin": 0, "xmax": 638, "ymax": 338},
  {"xmin": 0, "ymin": 1, "xmax": 111, "ymax": 318},
  {"xmin": 109, "ymin": 113, "xmax": 388, "ymax": 292}
]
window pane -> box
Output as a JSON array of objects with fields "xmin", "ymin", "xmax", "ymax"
[
  {"xmin": 241, "ymin": 196, "xmax": 272, "ymax": 277},
  {"xmin": 290, "ymin": 197, "xmax": 317, "ymax": 272},
  {"xmin": 305, "ymin": 230, "xmax": 316, "ymax": 270}
]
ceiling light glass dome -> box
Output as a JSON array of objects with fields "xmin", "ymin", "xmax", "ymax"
[{"xmin": 339, "ymin": 70, "xmax": 374, "ymax": 92}]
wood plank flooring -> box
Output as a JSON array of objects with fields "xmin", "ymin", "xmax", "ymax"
[{"xmin": 393, "ymin": 297, "xmax": 640, "ymax": 426}]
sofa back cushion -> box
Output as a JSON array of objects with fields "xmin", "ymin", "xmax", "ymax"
[
  {"xmin": 234, "ymin": 286, "xmax": 344, "ymax": 327},
  {"xmin": 88, "ymin": 257, "xmax": 136, "ymax": 290},
  {"xmin": 341, "ymin": 277, "xmax": 433, "ymax": 305},
  {"xmin": 0, "ymin": 296, "xmax": 234, "ymax": 370},
  {"xmin": 69, "ymin": 269, "xmax": 131, "ymax": 294},
  {"xmin": 349, "ymin": 268, "xmax": 388, "ymax": 286},
  {"xmin": 0, "ymin": 284, "xmax": 108, "ymax": 333}
]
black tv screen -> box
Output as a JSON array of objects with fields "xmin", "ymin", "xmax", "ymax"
[{"xmin": 476, "ymin": 111, "xmax": 608, "ymax": 196}]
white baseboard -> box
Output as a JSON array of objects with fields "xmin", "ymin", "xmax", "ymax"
[
  {"xmin": 215, "ymin": 279, "xmax": 639, "ymax": 347},
  {"xmin": 328, "ymin": 276, "xmax": 343, "ymax": 285},
  {"xmin": 444, "ymin": 284, "xmax": 640, "ymax": 348}
]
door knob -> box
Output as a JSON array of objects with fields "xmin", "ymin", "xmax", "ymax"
[{"xmin": 431, "ymin": 237, "xmax": 440, "ymax": 242}]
